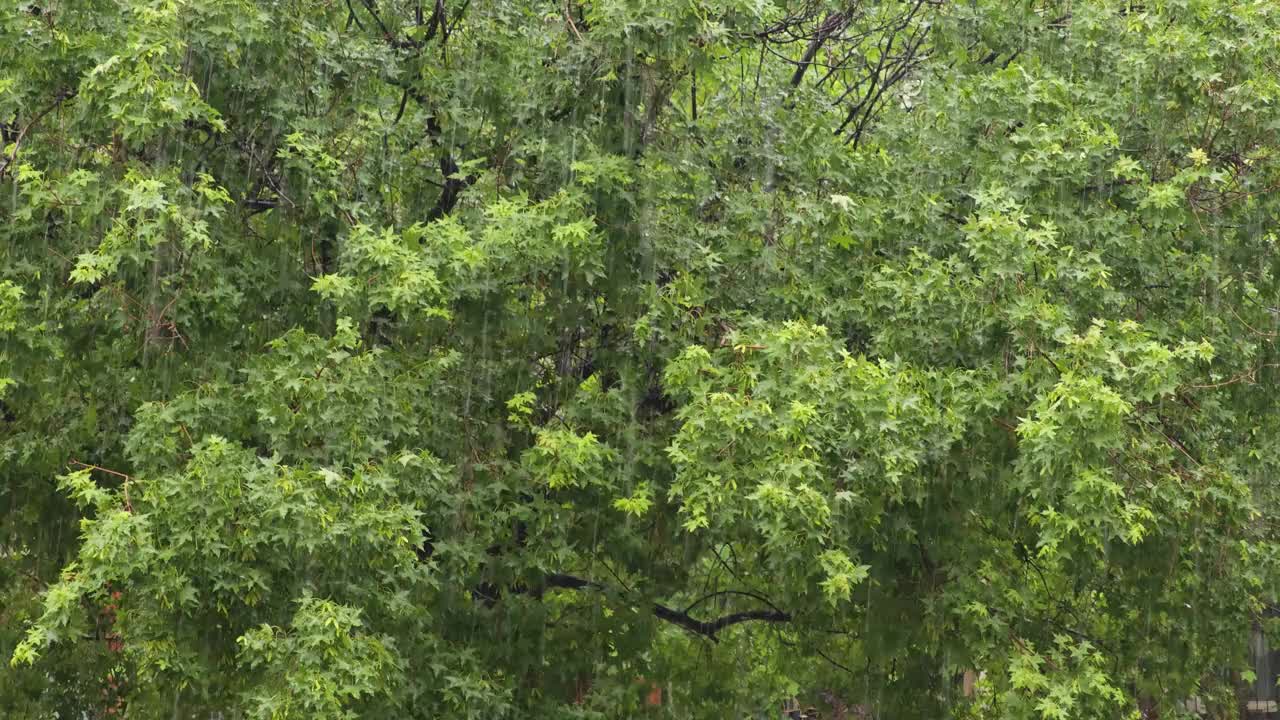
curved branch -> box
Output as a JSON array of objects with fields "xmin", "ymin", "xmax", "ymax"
[
  {"xmin": 540, "ymin": 572, "xmax": 791, "ymax": 642},
  {"xmin": 683, "ymin": 588, "xmax": 786, "ymax": 616},
  {"xmin": 653, "ymin": 603, "xmax": 791, "ymax": 641},
  {"xmin": 0, "ymin": 88, "xmax": 76, "ymax": 181}
]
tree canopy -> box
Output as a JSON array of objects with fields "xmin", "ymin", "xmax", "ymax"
[{"xmin": 4, "ymin": 0, "xmax": 1280, "ymax": 717}]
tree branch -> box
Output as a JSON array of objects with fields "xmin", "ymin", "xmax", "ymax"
[
  {"xmin": 789, "ymin": 12, "xmax": 848, "ymax": 88},
  {"xmin": 372, "ymin": 32, "xmax": 473, "ymax": 219},
  {"xmin": 539, "ymin": 573, "xmax": 791, "ymax": 642},
  {"xmin": 70, "ymin": 460, "xmax": 133, "ymax": 511},
  {"xmin": 652, "ymin": 603, "xmax": 791, "ymax": 641},
  {"xmin": 0, "ymin": 88, "xmax": 76, "ymax": 181}
]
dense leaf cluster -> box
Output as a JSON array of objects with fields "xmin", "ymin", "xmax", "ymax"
[{"xmin": 3, "ymin": 0, "xmax": 1280, "ymax": 718}]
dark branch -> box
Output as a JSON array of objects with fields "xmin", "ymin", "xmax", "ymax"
[
  {"xmin": 543, "ymin": 573, "xmax": 600, "ymax": 592},
  {"xmin": 0, "ymin": 88, "xmax": 77, "ymax": 181},
  {"xmin": 816, "ymin": 647, "xmax": 856, "ymax": 675},
  {"xmin": 683, "ymin": 588, "xmax": 786, "ymax": 616},
  {"xmin": 358, "ymin": 0, "xmax": 393, "ymax": 40},
  {"xmin": 789, "ymin": 12, "xmax": 848, "ymax": 88},
  {"xmin": 242, "ymin": 198, "xmax": 279, "ymax": 216},
  {"xmin": 344, "ymin": 0, "xmax": 366, "ymax": 31},
  {"xmin": 653, "ymin": 603, "xmax": 791, "ymax": 641},
  {"xmin": 540, "ymin": 572, "xmax": 792, "ymax": 642},
  {"xmin": 367, "ymin": 17, "xmax": 473, "ymax": 220},
  {"xmin": 424, "ymin": 115, "xmax": 473, "ymax": 221}
]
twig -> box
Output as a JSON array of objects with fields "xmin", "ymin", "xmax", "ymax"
[
  {"xmin": 564, "ymin": 0, "xmax": 582, "ymax": 40},
  {"xmin": 70, "ymin": 460, "xmax": 133, "ymax": 511},
  {"xmin": 1230, "ymin": 306, "xmax": 1279, "ymax": 339},
  {"xmin": 0, "ymin": 88, "xmax": 77, "ymax": 181},
  {"xmin": 816, "ymin": 647, "xmax": 856, "ymax": 675},
  {"xmin": 1188, "ymin": 363, "xmax": 1280, "ymax": 389},
  {"xmin": 1036, "ymin": 348, "xmax": 1064, "ymax": 376}
]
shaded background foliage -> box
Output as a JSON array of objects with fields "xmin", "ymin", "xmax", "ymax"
[{"xmin": 3, "ymin": 0, "xmax": 1280, "ymax": 718}]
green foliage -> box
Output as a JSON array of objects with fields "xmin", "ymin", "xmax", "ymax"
[
  {"xmin": 237, "ymin": 598, "xmax": 400, "ymax": 720},
  {"xmin": 4, "ymin": 0, "xmax": 1280, "ymax": 717}
]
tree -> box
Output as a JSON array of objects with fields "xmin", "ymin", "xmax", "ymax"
[{"xmin": 3, "ymin": 0, "xmax": 1280, "ymax": 717}]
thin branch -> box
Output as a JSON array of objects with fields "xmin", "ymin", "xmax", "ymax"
[
  {"xmin": 816, "ymin": 647, "xmax": 856, "ymax": 675},
  {"xmin": 1230, "ymin": 306, "xmax": 1279, "ymax": 339},
  {"xmin": 445, "ymin": 0, "xmax": 470, "ymax": 43},
  {"xmin": 358, "ymin": 0, "xmax": 392, "ymax": 39},
  {"xmin": 684, "ymin": 588, "xmax": 786, "ymax": 616},
  {"xmin": 1186, "ymin": 366, "xmax": 1261, "ymax": 390},
  {"xmin": 1035, "ymin": 348, "xmax": 1064, "ymax": 376},
  {"xmin": 70, "ymin": 460, "xmax": 131, "ymax": 481},
  {"xmin": 70, "ymin": 460, "xmax": 133, "ymax": 511},
  {"xmin": 392, "ymin": 87, "xmax": 411, "ymax": 126},
  {"xmin": 344, "ymin": 0, "xmax": 366, "ymax": 31},
  {"xmin": 709, "ymin": 543, "xmax": 748, "ymax": 586},
  {"xmin": 564, "ymin": 0, "xmax": 583, "ymax": 40},
  {"xmin": 0, "ymin": 88, "xmax": 76, "ymax": 181}
]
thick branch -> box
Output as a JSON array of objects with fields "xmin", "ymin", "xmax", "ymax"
[
  {"xmin": 541, "ymin": 573, "xmax": 791, "ymax": 642},
  {"xmin": 789, "ymin": 12, "xmax": 848, "ymax": 87},
  {"xmin": 424, "ymin": 114, "xmax": 472, "ymax": 220},
  {"xmin": 653, "ymin": 603, "xmax": 791, "ymax": 640},
  {"xmin": 544, "ymin": 573, "xmax": 600, "ymax": 591},
  {"xmin": 373, "ymin": 41, "xmax": 473, "ymax": 219}
]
